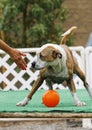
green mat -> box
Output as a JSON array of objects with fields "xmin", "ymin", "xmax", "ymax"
[{"xmin": 0, "ymin": 89, "xmax": 92, "ymax": 113}]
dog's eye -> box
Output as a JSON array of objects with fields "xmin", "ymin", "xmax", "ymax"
[{"xmin": 58, "ymin": 54, "xmax": 62, "ymax": 59}]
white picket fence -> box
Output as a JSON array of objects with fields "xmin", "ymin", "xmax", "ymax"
[{"xmin": 0, "ymin": 46, "xmax": 92, "ymax": 91}]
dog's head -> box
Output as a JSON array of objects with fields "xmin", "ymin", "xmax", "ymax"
[{"xmin": 31, "ymin": 44, "xmax": 66, "ymax": 70}]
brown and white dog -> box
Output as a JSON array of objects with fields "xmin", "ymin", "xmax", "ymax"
[{"xmin": 16, "ymin": 26, "xmax": 92, "ymax": 107}]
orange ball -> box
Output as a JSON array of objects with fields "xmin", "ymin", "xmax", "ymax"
[{"xmin": 42, "ymin": 90, "xmax": 60, "ymax": 107}]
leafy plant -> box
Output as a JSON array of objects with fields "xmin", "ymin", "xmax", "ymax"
[{"xmin": 0, "ymin": 0, "xmax": 68, "ymax": 48}]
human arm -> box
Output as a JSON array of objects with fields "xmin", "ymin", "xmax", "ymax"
[{"xmin": 0, "ymin": 39, "xmax": 27, "ymax": 70}]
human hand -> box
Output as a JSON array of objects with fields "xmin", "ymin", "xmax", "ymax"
[{"xmin": 9, "ymin": 48, "xmax": 27, "ymax": 70}]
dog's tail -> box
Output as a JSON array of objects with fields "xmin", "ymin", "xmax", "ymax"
[{"xmin": 60, "ymin": 26, "xmax": 77, "ymax": 45}]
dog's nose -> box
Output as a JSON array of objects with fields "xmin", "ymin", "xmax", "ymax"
[{"xmin": 31, "ymin": 61, "xmax": 36, "ymax": 68}]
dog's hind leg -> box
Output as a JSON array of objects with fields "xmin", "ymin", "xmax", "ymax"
[
  {"xmin": 68, "ymin": 79, "xmax": 86, "ymax": 106},
  {"xmin": 74, "ymin": 60, "xmax": 92, "ymax": 98}
]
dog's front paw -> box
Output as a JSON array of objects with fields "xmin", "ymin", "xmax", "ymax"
[
  {"xmin": 16, "ymin": 97, "xmax": 29, "ymax": 106},
  {"xmin": 75, "ymin": 101, "xmax": 86, "ymax": 106}
]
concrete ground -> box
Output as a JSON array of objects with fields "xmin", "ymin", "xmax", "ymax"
[{"xmin": 0, "ymin": 118, "xmax": 91, "ymax": 130}]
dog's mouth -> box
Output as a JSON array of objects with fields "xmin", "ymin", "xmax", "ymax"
[{"xmin": 31, "ymin": 61, "xmax": 47, "ymax": 70}]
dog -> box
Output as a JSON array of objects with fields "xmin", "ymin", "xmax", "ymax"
[{"xmin": 16, "ymin": 26, "xmax": 92, "ymax": 107}]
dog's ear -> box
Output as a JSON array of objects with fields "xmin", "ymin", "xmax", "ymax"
[{"xmin": 52, "ymin": 50, "xmax": 62, "ymax": 59}]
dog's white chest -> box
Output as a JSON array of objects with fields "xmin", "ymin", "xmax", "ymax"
[
  {"xmin": 56, "ymin": 67, "xmax": 69, "ymax": 78},
  {"xmin": 46, "ymin": 63, "xmax": 69, "ymax": 83}
]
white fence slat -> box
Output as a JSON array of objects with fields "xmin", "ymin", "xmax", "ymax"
[{"xmin": 85, "ymin": 47, "xmax": 92, "ymax": 87}]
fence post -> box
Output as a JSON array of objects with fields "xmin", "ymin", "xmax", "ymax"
[
  {"xmin": 85, "ymin": 47, "xmax": 92, "ymax": 87},
  {"xmin": 82, "ymin": 118, "xmax": 92, "ymax": 128}
]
